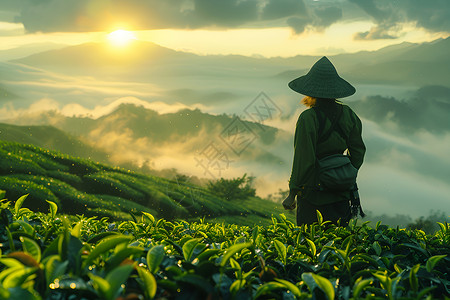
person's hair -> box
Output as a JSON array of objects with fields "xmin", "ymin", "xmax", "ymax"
[{"xmin": 301, "ymin": 96, "xmax": 316, "ymax": 107}]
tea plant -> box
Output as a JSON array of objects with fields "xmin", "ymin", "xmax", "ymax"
[{"xmin": 1, "ymin": 195, "xmax": 449, "ymax": 299}]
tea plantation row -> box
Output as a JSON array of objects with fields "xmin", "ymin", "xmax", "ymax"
[
  {"xmin": 0, "ymin": 196, "xmax": 449, "ymax": 299},
  {"xmin": 0, "ymin": 140, "xmax": 292, "ymax": 226}
]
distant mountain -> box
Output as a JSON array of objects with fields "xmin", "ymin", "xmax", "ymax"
[
  {"xmin": 351, "ymin": 85, "xmax": 450, "ymax": 133},
  {"xmin": 12, "ymin": 37, "xmax": 450, "ymax": 86},
  {"xmin": 0, "ymin": 123, "xmax": 110, "ymax": 163},
  {"xmin": 6, "ymin": 104, "xmax": 290, "ymax": 173},
  {"xmin": 11, "ymin": 41, "xmax": 270, "ymax": 79},
  {"xmin": 13, "ymin": 41, "xmax": 187, "ymax": 67},
  {"xmin": 277, "ymin": 38, "xmax": 450, "ymax": 86},
  {"xmin": 0, "ymin": 42, "xmax": 67, "ymax": 61},
  {"xmin": 340, "ymin": 38, "xmax": 450, "ymax": 86}
]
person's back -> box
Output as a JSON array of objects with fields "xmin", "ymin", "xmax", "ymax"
[{"xmin": 282, "ymin": 57, "xmax": 366, "ymax": 226}]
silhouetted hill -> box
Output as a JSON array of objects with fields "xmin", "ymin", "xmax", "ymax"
[{"xmin": 13, "ymin": 41, "xmax": 191, "ymax": 68}]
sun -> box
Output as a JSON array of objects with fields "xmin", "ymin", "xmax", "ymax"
[{"xmin": 107, "ymin": 30, "xmax": 137, "ymax": 47}]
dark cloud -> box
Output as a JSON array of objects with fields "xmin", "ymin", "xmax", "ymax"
[
  {"xmin": 192, "ymin": 0, "xmax": 260, "ymax": 26},
  {"xmin": 313, "ymin": 6, "xmax": 343, "ymax": 28},
  {"xmin": 349, "ymin": 0, "xmax": 450, "ymax": 40},
  {"xmin": 261, "ymin": 0, "xmax": 308, "ymax": 21},
  {"xmin": 286, "ymin": 17, "xmax": 312, "ymax": 34},
  {"xmin": 8, "ymin": 0, "xmax": 342, "ymax": 34},
  {"xmin": 6, "ymin": 0, "xmax": 449, "ymax": 37},
  {"xmin": 286, "ymin": 4, "xmax": 343, "ymax": 34},
  {"xmin": 402, "ymin": 0, "xmax": 450, "ymax": 33}
]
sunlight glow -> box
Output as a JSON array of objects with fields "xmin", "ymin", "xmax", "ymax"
[{"xmin": 107, "ymin": 30, "xmax": 136, "ymax": 47}]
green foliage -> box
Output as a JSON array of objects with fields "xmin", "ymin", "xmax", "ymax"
[
  {"xmin": 0, "ymin": 140, "xmax": 292, "ymax": 224},
  {"xmin": 207, "ymin": 173, "xmax": 256, "ymax": 201},
  {"xmin": 0, "ymin": 198, "xmax": 449, "ymax": 299}
]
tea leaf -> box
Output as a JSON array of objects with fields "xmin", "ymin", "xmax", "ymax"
[
  {"xmin": 142, "ymin": 212, "xmax": 155, "ymax": 224},
  {"xmin": 105, "ymin": 264, "xmax": 134, "ymax": 300},
  {"xmin": 6, "ymin": 252, "xmax": 39, "ymax": 268},
  {"xmin": 182, "ymin": 238, "xmax": 203, "ymax": 262},
  {"xmin": 316, "ymin": 210, "xmax": 323, "ymax": 225},
  {"xmin": 311, "ymin": 273, "xmax": 335, "ymax": 300},
  {"xmin": 0, "ymin": 258, "xmax": 23, "ymax": 268},
  {"xmin": 252, "ymin": 226, "xmax": 259, "ymax": 243},
  {"xmin": 196, "ymin": 249, "xmax": 220, "ymax": 262},
  {"xmin": 254, "ymin": 282, "xmax": 285, "ymax": 298},
  {"xmin": 305, "ymin": 238, "xmax": 316, "ymax": 257},
  {"xmin": 409, "ymin": 264, "xmax": 420, "ymax": 293},
  {"xmin": 106, "ymin": 246, "xmax": 144, "ymax": 273},
  {"xmin": 14, "ymin": 194, "xmax": 28, "ymax": 216},
  {"xmin": 83, "ymin": 235, "xmax": 133, "ymax": 269},
  {"xmin": 230, "ymin": 279, "xmax": 246, "ymax": 295},
  {"xmin": 14, "ymin": 220, "xmax": 35, "ymax": 236},
  {"xmin": 372, "ymin": 241, "xmax": 381, "ymax": 256},
  {"xmin": 45, "ymin": 256, "xmax": 68, "ymax": 284},
  {"xmin": 20, "ymin": 236, "xmax": 41, "ymax": 263},
  {"xmin": 275, "ymin": 278, "xmax": 302, "ymax": 298},
  {"xmin": 220, "ymin": 242, "xmax": 252, "ymax": 267},
  {"xmin": 3, "ymin": 267, "xmax": 37, "ymax": 289},
  {"xmin": 147, "ymin": 244, "xmax": 165, "ymax": 273},
  {"xmin": 273, "ymin": 240, "xmax": 287, "ymax": 265},
  {"xmin": 137, "ymin": 267, "xmax": 157, "ymax": 299},
  {"xmin": 46, "ymin": 200, "xmax": 58, "ymax": 219},
  {"xmin": 89, "ymin": 273, "xmax": 110, "ymax": 299},
  {"xmin": 426, "ymin": 255, "xmax": 446, "ymax": 272},
  {"xmin": 71, "ymin": 221, "xmax": 82, "ymax": 238},
  {"xmin": 353, "ymin": 278, "xmax": 372, "ymax": 298}
]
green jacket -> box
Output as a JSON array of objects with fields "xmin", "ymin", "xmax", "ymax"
[{"xmin": 289, "ymin": 100, "xmax": 366, "ymax": 205}]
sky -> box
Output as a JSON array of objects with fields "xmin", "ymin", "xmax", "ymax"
[{"xmin": 0, "ymin": 0, "xmax": 449, "ymax": 57}]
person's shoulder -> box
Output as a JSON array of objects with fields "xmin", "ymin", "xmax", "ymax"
[
  {"xmin": 339, "ymin": 102, "xmax": 357, "ymax": 115},
  {"xmin": 299, "ymin": 107, "xmax": 317, "ymax": 121},
  {"xmin": 340, "ymin": 102, "xmax": 362, "ymax": 123}
]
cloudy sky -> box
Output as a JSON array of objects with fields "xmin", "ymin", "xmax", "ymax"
[{"xmin": 0, "ymin": 0, "xmax": 449, "ymax": 57}]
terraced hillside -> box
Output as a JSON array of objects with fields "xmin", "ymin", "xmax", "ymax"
[{"xmin": 0, "ymin": 140, "xmax": 292, "ymax": 225}]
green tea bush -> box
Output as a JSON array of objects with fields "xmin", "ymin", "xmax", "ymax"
[
  {"xmin": 82, "ymin": 172, "xmax": 146, "ymax": 202},
  {"xmin": 1, "ymin": 197, "xmax": 448, "ymax": 300},
  {"xmin": 93, "ymin": 194, "xmax": 158, "ymax": 216},
  {"xmin": 207, "ymin": 174, "xmax": 256, "ymax": 201},
  {"xmin": 0, "ymin": 177, "xmax": 59, "ymax": 211},
  {"xmin": 0, "ymin": 149, "xmax": 47, "ymax": 176}
]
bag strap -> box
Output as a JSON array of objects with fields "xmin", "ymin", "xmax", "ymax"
[{"xmin": 314, "ymin": 104, "xmax": 344, "ymax": 144}]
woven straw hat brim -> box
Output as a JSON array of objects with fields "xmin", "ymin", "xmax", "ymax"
[{"xmin": 288, "ymin": 57, "xmax": 356, "ymax": 99}]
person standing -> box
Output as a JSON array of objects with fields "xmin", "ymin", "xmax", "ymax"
[{"xmin": 282, "ymin": 56, "xmax": 366, "ymax": 226}]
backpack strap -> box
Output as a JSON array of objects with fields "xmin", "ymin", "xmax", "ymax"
[{"xmin": 314, "ymin": 104, "xmax": 344, "ymax": 144}]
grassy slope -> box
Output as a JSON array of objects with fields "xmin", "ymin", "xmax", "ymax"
[
  {"xmin": 0, "ymin": 140, "xmax": 293, "ymax": 225},
  {"xmin": 0, "ymin": 122, "xmax": 110, "ymax": 163}
]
